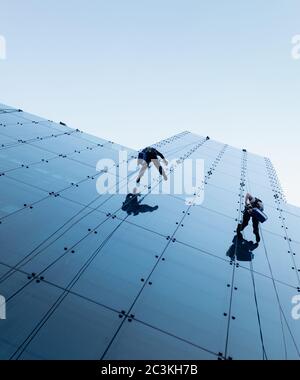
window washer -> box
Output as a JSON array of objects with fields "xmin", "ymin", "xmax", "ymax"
[
  {"xmin": 237, "ymin": 193, "xmax": 268, "ymax": 243},
  {"xmin": 136, "ymin": 147, "xmax": 168, "ymax": 184}
]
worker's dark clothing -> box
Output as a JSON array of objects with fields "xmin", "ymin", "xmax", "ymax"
[
  {"xmin": 239, "ymin": 210, "xmax": 259, "ymax": 235},
  {"xmin": 237, "ymin": 197, "xmax": 263, "ymax": 242},
  {"xmin": 138, "ymin": 147, "xmax": 165, "ymax": 166}
]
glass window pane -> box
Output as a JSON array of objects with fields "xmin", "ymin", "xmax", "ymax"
[
  {"xmin": 130, "ymin": 242, "xmax": 231, "ymax": 355},
  {"xmin": 0, "ymin": 176, "xmax": 45, "ymax": 218},
  {"xmin": 104, "ymin": 319, "xmax": 217, "ymax": 360},
  {"xmin": 70, "ymin": 223, "xmax": 168, "ymax": 311},
  {"xmin": 19, "ymin": 294, "xmax": 121, "ymax": 360},
  {"xmin": 0, "ymin": 144, "xmax": 57, "ymax": 171},
  {"xmin": 0, "ymin": 197, "xmax": 83, "ymax": 267},
  {"xmin": 0, "ymin": 275, "xmax": 63, "ymax": 359},
  {"xmin": 175, "ymin": 207, "xmax": 238, "ymax": 261}
]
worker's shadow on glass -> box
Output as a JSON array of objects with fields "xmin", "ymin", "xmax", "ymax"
[
  {"xmin": 226, "ymin": 235, "xmax": 259, "ymax": 262},
  {"xmin": 122, "ymin": 192, "xmax": 159, "ymax": 216}
]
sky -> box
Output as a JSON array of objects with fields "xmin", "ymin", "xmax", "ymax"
[{"xmin": 0, "ymin": 0, "xmax": 300, "ymax": 205}]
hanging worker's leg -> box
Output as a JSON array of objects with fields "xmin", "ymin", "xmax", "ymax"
[
  {"xmin": 252, "ymin": 217, "xmax": 261, "ymax": 243},
  {"xmin": 152, "ymin": 159, "xmax": 167, "ymax": 181},
  {"xmin": 136, "ymin": 162, "xmax": 148, "ymax": 184}
]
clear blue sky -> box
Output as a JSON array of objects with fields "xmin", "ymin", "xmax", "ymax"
[{"xmin": 0, "ymin": 0, "xmax": 300, "ymax": 205}]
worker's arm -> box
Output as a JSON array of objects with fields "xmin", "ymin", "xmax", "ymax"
[
  {"xmin": 154, "ymin": 149, "xmax": 165, "ymax": 159},
  {"xmin": 155, "ymin": 149, "xmax": 168, "ymax": 165}
]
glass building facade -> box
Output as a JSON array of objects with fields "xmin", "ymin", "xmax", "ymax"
[{"xmin": 0, "ymin": 103, "xmax": 299, "ymax": 360}]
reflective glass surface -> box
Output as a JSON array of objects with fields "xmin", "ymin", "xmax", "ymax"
[{"xmin": 0, "ymin": 104, "xmax": 299, "ymax": 360}]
